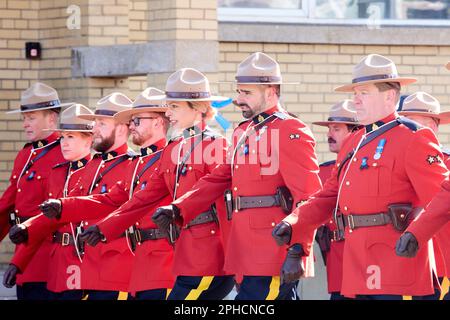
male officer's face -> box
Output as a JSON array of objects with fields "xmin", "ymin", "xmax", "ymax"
[
  {"xmin": 353, "ymin": 83, "xmax": 396, "ymax": 125},
  {"xmin": 92, "ymin": 117, "xmax": 116, "ymax": 152},
  {"xmin": 129, "ymin": 112, "xmax": 160, "ymax": 146},
  {"xmin": 60, "ymin": 131, "xmax": 93, "ymax": 161},
  {"xmin": 165, "ymin": 101, "xmax": 201, "ymax": 131},
  {"xmin": 406, "ymin": 115, "xmax": 439, "ymax": 135},
  {"xmin": 22, "ymin": 110, "xmax": 57, "ymax": 142},
  {"xmin": 235, "ymin": 84, "xmax": 271, "ymax": 119},
  {"xmin": 327, "ymin": 123, "xmax": 352, "ymax": 153}
]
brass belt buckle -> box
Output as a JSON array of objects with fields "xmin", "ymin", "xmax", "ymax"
[
  {"xmin": 61, "ymin": 233, "xmax": 70, "ymax": 246},
  {"xmin": 234, "ymin": 196, "xmax": 241, "ymax": 212},
  {"xmin": 135, "ymin": 228, "xmax": 142, "ymax": 244},
  {"xmin": 15, "ymin": 217, "xmax": 21, "ymax": 225},
  {"xmin": 347, "ymin": 215, "xmax": 355, "ymax": 232}
]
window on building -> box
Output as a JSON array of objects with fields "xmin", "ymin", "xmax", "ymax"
[{"xmin": 218, "ymin": 0, "xmax": 450, "ymax": 25}]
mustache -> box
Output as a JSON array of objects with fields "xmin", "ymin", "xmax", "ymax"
[
  {"xmin": 233, "ymin": 101, "xmax": 250, "ymax": 108},
  {"xmin": 328, "ymin": 138, "xmax": 337, "ymax": 144}
]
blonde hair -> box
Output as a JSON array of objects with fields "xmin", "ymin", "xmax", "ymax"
[{"xmin": 187, "ymin": 101, "xmax": 216, "ymax": 121}]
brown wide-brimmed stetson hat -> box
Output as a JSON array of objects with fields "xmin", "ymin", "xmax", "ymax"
[
  {"xmin": 114, "ymin": 87, "xmax": 168, "ymax": 124},
  {"xmin": 335, "ymin": 54, "xmax": 417, "ymax": 92},
  {"xmin": 151, "ymin": 68, "xmax": 229, "ymax": 102},
  {"xmin": 399, "ymin": 91, "xmax": 450, "ymax": 125},
  {"xmin": 234, "ymin": 52, "xmax": 297, "ymax": 85},
  {"xmin": 78, "ymin": 92, "xmax": 132, "ymax": 121},
  {"xmin": 6, "ymin": 82, "xmax": 67, "ymax": 114},
  {"xmin": 45, "ymin": 104, "xmax": 94, "ymax": 132},
  {"xmin": 313, "ymin": 100, "xmax": 359, "ymax": 127}
]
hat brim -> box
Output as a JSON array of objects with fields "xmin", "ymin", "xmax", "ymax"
[
  {"xmin": 5, "ymin": 104, "xmax": 63, "ymax": 114},
  {"xmin": 312, "ymin": 120, "xmax": 359, "ymax": 127},
  {"xmin": 114, "ymin": 107, "xmax": 168, "ymax": 123},
  {"xmin": 334, "ymin": 78, "xmax": 417, "ymax": 93},
  {"xmin": 399, "ymin": 110, "xmax": 450, "ymax": 125},
  {"xmin": 77, "ymin": 114, "xmax": 115, "ymax": 121},
  {"xmin": 43, "ymin": 128, "xmax": 93, "ymax": 133},
  {"xmin": 152, "ymin": 94, "xmax": 231, "ymax": 102},
  {"xmin": 218, "ymin": 81, "xmax": 299, "ymax": 85}
]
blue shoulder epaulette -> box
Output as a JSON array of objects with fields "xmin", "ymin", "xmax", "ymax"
[
  {"xmin": 442, "ymin": 147, "xmax": 450, "ymax": 156},
  {"xmin": 319, "ymin": 160, "xmax": 336, "ymax": 167},
  {"xmin": 203, "ymin": 127, "xmax": 222, "ymax": 140},
  {"xmin": 273, "ymin": 111, "xmax": 289, "ymax": 120},
  {"xmin": 127, "ymin": 149, "xmax": 139, "ymax": 158},
  {"xmin": 397, "ymin": 116, "xmax": 421, "ymax": 132}
]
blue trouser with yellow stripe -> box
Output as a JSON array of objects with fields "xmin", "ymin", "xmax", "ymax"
[
  {"xmin": 167, "ymin": 275, "xmax": 235, "ymax": 300},
  {"xmin": 235, "ymin": 276, "xmax": 299, "ymax": 300}
]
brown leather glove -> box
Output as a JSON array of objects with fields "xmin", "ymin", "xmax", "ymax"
[
  {"xmin": 79, "ymin": 225, "xmax": 105, "ymax": 247},
  {"xmin": 39, "ymin": 199, "xmax": 62, "ymax": 219},
  {"xmin": 272, "ymin": 221, "xmax": 292, "ymax": 246},
  {"xmin": 9, "ymin": 224, "xmax": 28, "ymax": 244},
  {"xmin": 2, "ymin": 264, "xmax": 20, "ymax": 288},
  {"xmin": 280, "ymin": 243, "xmax": 305, "ymax": 284},
  {"xmin": 395, "ymin": 232, "xmax": 419, "ymax": 258}
]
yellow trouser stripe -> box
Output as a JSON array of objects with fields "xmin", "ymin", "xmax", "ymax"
[
  {"xmin": 81, "ymin": 293, "xmax": 89, "ymax": 300},
  {"xmin": 117, "ymin": 291, "xmax": 128, "ymax": 300},
  {"xmin": 166, "ymin": 288, "xmax": 172, "ymax": 300},
  {"xmin": 402, "ymin": 296, "xmax": 412, "ymax": 300},
  {"xmin": 185, "ymin": 276, "xmax": 214, "ymax": 300},
  {"xmin": 439, "ymin": 277, "xmax": 449, "ymax": 301},
  {"xmin": 265, "ymin": 276, "xmax": 280, "ymax": 300}
]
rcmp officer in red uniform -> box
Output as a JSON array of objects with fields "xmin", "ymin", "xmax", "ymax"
[
  {"xmin": 312, "ymin": 100, "xmax": 359, "ymax": 300},
  {"xmin": 395, "ymin": 81, "xmax": 450, "ymax": 299},
  {"xmin": 0, "ymin": 83, "xmax": 65, "ymax": 300},
  {"xmin": 32, "ymin": 88, "xmax": 175, "ymax": 300},
  {"xmin": 157, "ymin": 52, "xmax": 322, "ymax": 300},
  {"xmin": 66, "ymin": 69, "xmax": 235, "ymax": 300},
  {"xmin": 3, "ymin": 104, "xmax": 94, "ymax": 299},
  {"xmin": 14, "ymin": 92, "xmax": 135, "ymax": 300},
  {"xmin": 273, "ymin": 54, "xmax": 448, "ymax": 299}
]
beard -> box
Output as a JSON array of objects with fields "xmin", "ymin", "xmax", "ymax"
[
  {"xmin": 131, "ymin": 130, "xmax": 151, "ymax": 146},
  {"xmin": 240, "ymin": 104, "xmax": 255, "ymax": 119},
  {"xmin": 92, "ymin": 129, "xmax": 115, "ymax": 153}
]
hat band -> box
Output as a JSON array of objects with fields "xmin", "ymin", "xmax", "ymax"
[
  {"xmin": 352, "ymin": 74, "xmax": 398, "ymax": 84},
  {"xmin": 20, "ymin": 99, "xmax": 61, "ymax": 112},
  {"xmin": 235, "ymin": 76, "xmax": 282, "ymax": 83},
  {"xmin": 166, "ymin": 92, "xmax": 211, "ymax": 99},
  {"xmin": 59, "ymin": 123, "xmax": 93, "ymax": 130},
  {"xmin": 134, "ymin": 104, "xmax": 165, "ymax": 109},
  {"xmin": 328, "ymin": 116, "xmax": 358, "ymax": 122},
  {"xmin": 95, "ymin": 110, "xmax": 117, "ymax": 116},
  {"xmin": 402, "ymin": 108, "xmax": 438, "ymax": 114}
]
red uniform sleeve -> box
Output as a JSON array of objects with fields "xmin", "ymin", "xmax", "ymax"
[
  {"xmin": 58, "ymin": 181, "xmax": 130, "ymax": 223},
  {"xmin": 404, "ymin": 128, "xmax": 448, "ymax": 206},
  {"xmin": 10, "ymin": 213, "xmax": 62, "ymax": 272},
  {"xmin": 283, "ymin": 165, "xmax": 339, "ymax": 255},
  {"xmin": 407, "ymin": 177, "xmax": 450, "ymax": 246},
  {"xmin": 277, "ymin": 120, "xmax": 322, "ymax": 205},
  {"xmin": 98, "ymin": 167, "xmax": 171, "ymax": 240}
]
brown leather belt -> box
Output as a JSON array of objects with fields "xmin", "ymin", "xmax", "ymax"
[
  {"xmin": 185, "ymin": 208, "xmax": 217, "ymax": 229},
  {"xmin": 135, "ymin": 227, "xmax": 167, "ymax": 243},
  {"xmin": 52, "ymin": 231, "xmax": 76, "ymax": 246},
  {"xmin": 234, "ymin": 194, "xmax": 281, "ymax": 211},
  {"xmin": 339, "ymin": 212, "xmax": 392, "ymax": 231}
]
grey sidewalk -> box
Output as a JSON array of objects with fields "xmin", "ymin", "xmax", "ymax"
[{"xmin": 0, "ymin": 271, "xmax": 16, "ymax": 300}]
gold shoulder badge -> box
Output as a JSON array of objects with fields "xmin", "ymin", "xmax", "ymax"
[
  {"xmin": 37, "ymin": 141, "xmax": 44, "ymax": 148},
  {"xmin": 189, "ymin": 128, "xmax": 195, "ymax": 136},
  {"xmin": 77, "ymin": 161, "xmax": 83, "ymax": 168},
  {"xmin": 147, "ymin": 148, "xmax": 153, "ymax": 154},
  {"xmin": 107, "ymin": 153, "xmax": 114, "ymax": 161},
  {"xmin": 258, "ymin": 115, "xmax": 265, "ymax": 123}
]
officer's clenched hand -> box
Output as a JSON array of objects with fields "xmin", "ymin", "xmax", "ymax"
[
  {"xmin": 281, "ymin": 244, "xmax": 305, "ymax": 284},
  {"xmin": 39, "ymin": 199, "xmax": 62, "ymax": 220},
  {"xmin": 9, "ymin": 224, "xmax": 28, "ymax": 244},
  {"xmin": 151, "ymin": 205, "xmax": 181, "ymax": 233},
  {"xmin": 2, "ymin": 264, "xmax": 19, "ymax": 288},
  {"xmin": 79, "ymin": 225, "xmax": 105, "ymax": 247},
  {"xmin": 272, "ymin": 221, "xmax": 292, "ymax": 246},
  {"xmin": 395, "ymin": 232, "xmax": 419, "ymax": 258}
]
